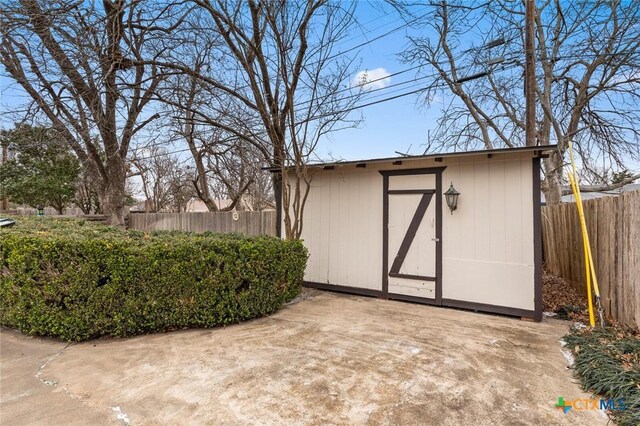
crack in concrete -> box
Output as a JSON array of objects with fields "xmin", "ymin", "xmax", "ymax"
[
  {"xmin": 35, "ymin": 343, "xmax": 86, "ymax": 401},
  {"xmin": 33, "ymin": 341, "xmax": 133, "ymax": 424},
  {"xmin": 33, "ymin": 341, "xmax": 128, "ymax": 423},
  {"xmin": 34, "ymin": 343, "xmax": 94, "ymax": 402},
  {"xmin": 35, "ymin": 342, "xmax": 71, "ymax": 387}
]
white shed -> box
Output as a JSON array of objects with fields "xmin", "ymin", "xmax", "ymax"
[{"xmin": 275, "ymin": 146, "xmax": 555, "ymax": 321}]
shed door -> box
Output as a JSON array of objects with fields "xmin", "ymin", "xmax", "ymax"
[{"xmin": 383, "ymin": 171, "xmax": 442, "ymax": 302}]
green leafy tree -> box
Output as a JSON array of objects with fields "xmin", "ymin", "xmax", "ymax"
[
  {"xmin": 0, "ymin": 126, "xmax": 80, "ymax": 214},
  {"xmin": 611, "ymin": 170, "xmax": 634, "ymax": 185}
]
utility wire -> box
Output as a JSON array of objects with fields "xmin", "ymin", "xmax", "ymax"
[
  {"xmin": 133, "ymin": 64, "xmax": 451, "ymax": 152},
  {"xmin": 323, "ymin": 10, "xmax": 431, "ymax": 62},
  {"xmin": 133, "ymin": 56, "xmax": 524, "ymax": 155},
  {"xmin": 130, "ymin": 11, "xmax": 436, "ymax": 154},
  {"xmin": 132, "ymin": 64, "xmax": 465, "ymax": 153},
  {"xmin": 123, "ymin": 48, "xmax": 632, "ymax": 155},
  {"xmin": 305, "ymin": 53, "xmax": 524, "ymax": 107},
  {"xmin": 326, "ymin": 6, "xmax": 428, "ymax": 54},
  {"xmin": 134, "ymin": 61, "xmax": 523, "ymax": 161},
  {"xmin": 192, "ymin": 9, "xmax": 430, "ymax": 99},
  {"xmin": 131, "ymin": 81, "xmax": 452, "ymax": 162},
  {"xmin": 303, "ymin": 61, "xmax": 522, "ymax": 124},
  {"xmin": 134, "ymin": 48, "xmax": 504, "ymax": 153}
]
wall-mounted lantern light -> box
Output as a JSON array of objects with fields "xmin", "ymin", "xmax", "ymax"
[{"xmin": 444, "ymin": 183, "xmax": 460, "ymax": 214}]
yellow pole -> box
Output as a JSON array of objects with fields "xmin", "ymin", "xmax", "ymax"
[
  {"xmin": 568, "ymin": 173, "xmax": 595, "ymax": 326},
  {"xmin": 567, "ymin": 141, "xmax": 604, "ymax": 326}
]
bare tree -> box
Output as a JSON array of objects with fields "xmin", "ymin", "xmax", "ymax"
[
  {"xmin": 402, "ymin": 0, "xmax": 640, "ymax": 204},
  {"xmin": 130, "ymin": 147, "xmax": 196, "ymax": 212},
  {"xmin": 0, "ymin": 0, "xmax": 181, "ymax": 224},
  {"xmin": 167, "ymin": 166, "xmax": 196, "ymax": 213},
  {"xmin": 202, "ymin": 141, "xmax": 262, "ymax": 211},
  {"xmin": 158, "ymin": 62, "xmax": 261, "ymax": 212},
  {"xmin": 74, "ymin": 169, "xmax": 102, "ymax": 214},
  {"xmin": 130, "ymin": 147, "xmax": 172, "ymax": 213},
  {"xmin": 152, "ymin": 0, "xmax": 362, "ymax": 238},
  {"xmin": 242, "ymin": 168, "xmax": 275, "ymax": 211}
]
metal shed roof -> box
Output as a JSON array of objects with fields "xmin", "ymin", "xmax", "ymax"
[{"xmin": 265, "ymin": 145, "xmax": 557, "ymax": 172}]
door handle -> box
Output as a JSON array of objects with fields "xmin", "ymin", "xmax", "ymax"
[{"xmin": 431, "ymin": 237, "xmax": 440, "ymax": 242}]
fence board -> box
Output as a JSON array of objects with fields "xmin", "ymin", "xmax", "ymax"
[
  {"xmin": 542, "ymin": 190, "xmax": 640, "ymax": 329},
  {"xmin": 128, "ymin": 211, "xmax": 277, "ymax": 237}
]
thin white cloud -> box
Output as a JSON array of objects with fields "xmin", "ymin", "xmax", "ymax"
[{"xmin": 351, "ymin": 68, "xmax": 391, "ymax": 90}]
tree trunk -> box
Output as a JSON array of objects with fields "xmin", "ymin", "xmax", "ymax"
[
  {"xmin": 102, "ymin": 156, "xmax": 127, "ymax": 226},
  {"xmin": 191, "ymin": 154, "xmax": 219, "ymax": 212},
  {"xmin": 542, "ymin": 153, "xmax": 563, "ymax": 205},
  {"xmin": 272, "ymin": 172, "xmax": 282, "ymax": 238}
]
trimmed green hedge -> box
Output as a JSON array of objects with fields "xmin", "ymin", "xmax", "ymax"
[{"xmin": 0, "ymin": 217, "xmax": 307, "ymax": 341}]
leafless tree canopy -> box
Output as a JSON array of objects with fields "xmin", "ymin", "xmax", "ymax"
[
  {"xmin": 129, "ymin": 147, "xmax": 196, "ymax": 213},
  {"xmin": 1, "ymin": 0, "xmax": 363, "ymax": 233},
  {"xmin": 151, "ymin": 0, "xmax": 362, "ymax": 238},
  {"xmin": 0, "ymin": 0, "xmax": 181, "ymax": 224},
  {"xmin": 153, "ymin": 50, "xmax": 272, "ymax": 213},
  {"xmin": 4, "ymin": 0, "xmax": 638, "ymax": 232},
  {"xmin": 402, "ymin": 0, "xmax": 640, "ymax": 203}
]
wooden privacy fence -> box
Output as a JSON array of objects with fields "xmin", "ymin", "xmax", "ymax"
[
  {"xmin": 10, "ymin": 207, "xmax": 89, "ymax": 216},
  {"xmin": 128, "ymin": 211, "xmax": 277, "ymax": 236},
  {"xmin": 542, "ymin": 190, "xmax": 640, "ymax": 329}
]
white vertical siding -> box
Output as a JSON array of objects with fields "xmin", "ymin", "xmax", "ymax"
[
  {"xmin": 441, "ymin": 155, "xmax": 534, "ymax": 310},
  {"xmin": 293, "ymin": 169, "xmax": 383, "ymax": 290},
  {"xmin": 287, "ymin": 151, "xmax": 535, "ymax": 311},
  {"xmin": 488, "ymin": 159, "xmax": 507, "ymax": 262}
]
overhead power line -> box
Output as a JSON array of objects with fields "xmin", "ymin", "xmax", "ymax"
[
  {"xmin": 134, "ymin": 61, "xmax": 523, "ymax": 161},
  {"xmin": 303, "ymin": 62, "xmax": 522, "ymax": 124},
  {"xmin": 132, "ymin": 60, "xmax": 482, "ymax": 153},
  {"xmin": 131, "ymin": 48, "xmax": 632, "ymax": 156},
  {"xmin": 324, "ymin": 10, "xmax": 431, "ymax": 62},
  {"xmin": 325, "ymin": 6, "xmax": 428, "ymax": 55}
]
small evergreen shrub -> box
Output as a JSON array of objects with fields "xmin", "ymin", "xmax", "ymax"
[
  {"xmin": 0, "ymin": 217, "xmax": 307, "ymax": 341},
  {"xmin": 564, "ymin": 327, "xmax": 640, "ymax": 425}
]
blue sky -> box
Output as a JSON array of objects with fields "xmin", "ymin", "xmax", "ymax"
[
  {"xmin": 325, "ymin": 1, "xmax": 640, "ymax": 175},
  {"xmin": 1, "ymin": 1, "xmax": 637, "ymax": 174},
  {"xmin": 316, "ymin": 2, "xmax": 437, "ymax": 161},
  {"xmin": 0, "ymin": 1, "xmax": 438, "ymax": 163}
]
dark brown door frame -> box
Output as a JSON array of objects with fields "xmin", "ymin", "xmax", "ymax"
[
  {"xmin": 379, "ymin": 167, "xmax": 446, "ymax": 304},
  {"xmin": 388, "ymin": 191, "xmax": 435, "ymax": 281}
]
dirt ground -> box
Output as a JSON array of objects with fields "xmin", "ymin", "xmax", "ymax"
[{"xmin": 1, "ymin": 291, "xmax": 607, "ymax": 425}]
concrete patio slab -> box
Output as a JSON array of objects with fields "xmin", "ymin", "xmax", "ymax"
[{"xmin": 1, "ymin": 291, "xmax": 607, "ymax": 425}]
